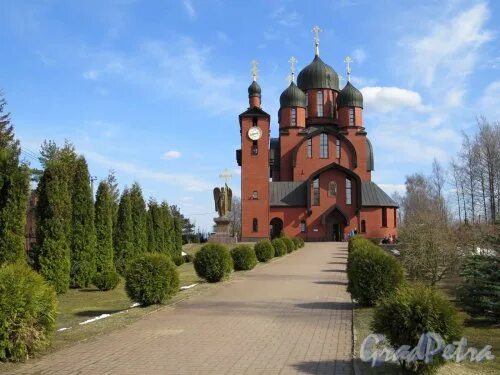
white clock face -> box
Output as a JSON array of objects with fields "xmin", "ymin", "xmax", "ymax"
[{"xmin": 248, "ymin": 126, "xmax": 262, "ymax": 141}]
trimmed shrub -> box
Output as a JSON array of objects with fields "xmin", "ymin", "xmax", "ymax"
[
  {"xmin": 0, "ymin": 263, "xmax": 57, "ymax": 362},
  {"xmin": 296, "ymin": 237, "xmax": 305, "ymax": 248},
  {"xmin": 254, "ymin": 240, "xmax": 275, "ymax": 262},
  {"xmin": 291, "ymin": 237, "xmax": 301, "ymax": 249},
  {"xmin": 271, "ymin": 238, "xmax": 287, "ymax": 257},
  {"xmin": 93, "ymin": 268, "xmax": 120, "ymax": 291},
  {"xmin": 347, "ymin": 240, "xmax": 404, "ymax": 306},
  {"xmin": 172, "ymin": 255, "xmax": 185, "ymax": 266},
  {"xmin": 194, "ymin": 243, "xmax": 233, "ymax": 282},
  {"xmin": 347, "ymin": 235, "xmax": 367, "ymax": 253},
  {"xmin": 281, "ymin": 237, "xmax": 295, "ymax": 253},
  {"xmin": 457, "ymin": 254, "xmax": 500, "ymax": 322},
  {"xmin": 231, "ymin": 245, "xmax": 258, "ymax": 271},
  {"xmin": 125, "ymin": 253, "xmax": 179, "ymax": 305},
  {"xmin": 372, "ymin": 284, "xmax": 463, "ymax": 374},
  {"xmin": 183, "ymin": 253, "xmax": 194, "ymax": 263}
]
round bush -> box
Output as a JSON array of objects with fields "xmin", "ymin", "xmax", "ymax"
[
  {"xmin": 0, "ymin": 263, "xmax": 57, "ymax": 362},
  {"xmin": 230, "ymin": 245, "xmax": 258, "ymax": 271},
  {"xmin": 172, "ymin": 254, "xmax": 185, "ymax": 266},
  {"xmin": 254, "ymin": 240, "xmax": 275, "ymax": 262},
  {"xmin": 292, "ymin": 237, "xmax": 301, "ymax": 249},
  {"xmin": 194, "ymin": 243, "xmax": 233, "ymax": 282},
  {"xmin": 93, "ymin": 268, "xmax": 120, "ymax": 291},
  {"xmin": 125, "ymin": 253, "xmax": 179, "ymax": 305},
  {"xmin": 347, "ymin": 244, "xmax": 404, "ymax": 306},
  {"xmin": 281, "ymin": 237, "xmax": 295, "ymax": 253},
  {"xmin": 271, "ymin": 238, "xmax": 287, "ymax": 257},
  {"xmin": 372, "ymin": 284, "xmax": 463, "ymax": 374},
  {"xmin": 183, "ymin": 253, "xmax": 194, "ymax": 263}
]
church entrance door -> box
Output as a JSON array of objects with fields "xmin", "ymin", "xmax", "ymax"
[
  {"xmin": 325, "ymin": 210, "xmax": 345, "ymax": 242},
  {"xmin": 270, "ymin": 218, "xmax": 284, "ymax": 240}
]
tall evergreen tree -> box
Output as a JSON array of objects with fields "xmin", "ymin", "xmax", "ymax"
[
  {"xmin": 106, "ymin": 170, "xmax": 120, "ymax": 238},
  {"xmin": 172, "ymin": 216, "xmax": 183, "ymax": 257},
  {"xmin": 69, "ymin": 157, "xmax": 96, "ymax": 288},
  {"xmin": 114, "ymin": 188, "xmax": 134, "ymax": 274},
  {"xmin": 35, "ymin": 160, "xmax": 71, "ymax": 294},
  {"xmin": 146, "ymin": 200, "xmax": 157, "ymax": 253},
  {"xmin": 94, "ymin": 181, "xmax": 115, "ymax": 274},
  {"xmin": 160, "ymin": 202, "xmax": 174, "ymax": 255},
  {"xmin": 0, "ymin": 94, "xmax": 30, "ymax": 265},
  {"xmin": 148, "ymin": 200, "xmax": 165, "ymax": 253},
  {"xmin": 129, "ymin": 182, "xmax": 147, "ymax": 255}
]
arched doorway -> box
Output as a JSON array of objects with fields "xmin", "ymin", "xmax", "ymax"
[
  {"xmin": 270, "ymin": 218, "xmax": 283, "ymax": 239},
  {"xmin": 322, "ymin": 206, "xmax": 348, "ymax": 242}
]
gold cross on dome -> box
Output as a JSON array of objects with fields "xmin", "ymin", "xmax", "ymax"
[
  {"xmin": 219, "ymin": 168, "xmax": 232, "ymax": 184},
  {"xmin": 344, "ymin": 56, "xmax": 353, "ymax": 82},
  {"xmin": 250, "ymin": 59, "xmax": 259, "ymax": 81},
  {"xmin": 288, "ymin": 56, "xmax": 297, "ymax": 75}
]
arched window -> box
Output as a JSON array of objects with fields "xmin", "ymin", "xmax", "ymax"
[
  {"xmin": 319, "ymin": 133, "xmax": 328, "ymax": 158},
  {"xmin": 251, "ymin": 140, "xmax": 258, "ymax": 155},
  {"xmin": 307, "ymin": 138, "xmax": 312, "ymax": 158},
  {"xmin": 312, "ymin": 177, "xmax": 320, "ymax": 205},
  {"xmin": 346, "ymin": 178, "xmax": 352, "ymax": 205},
  {"xmin": 361, "ymin": 220, "xmax": 366, "ymax": 233},
  {"xmin": 382, "ymin": 208, "xmax": 387, "ymax": 227},
  {"xmin": 252, "ymin": 218, "xmax": 258, "ymax": 232},
  {"xmin": 349, "ymin": 108, "xmax": 355, "ymax": 126},
  {"xmin": 252, "ymin": 191, "xmax": 258, "ymax": 200},
  {"xmin": 317, "ymin": 91, "xmax": 324, "ymax": 116},
  {"xmin": 300, "ymin": 220, "xmax": 306, "ymax": 233},
  {"xmin": 291, "ymin": 107, "xmax": 297, "ymax": 127}
]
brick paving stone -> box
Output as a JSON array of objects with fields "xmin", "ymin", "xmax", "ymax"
[{"xmin": 7, "ymin": 242, "xmax": 353, "ymax": 375}]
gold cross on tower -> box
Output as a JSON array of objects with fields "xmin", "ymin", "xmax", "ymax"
[
  {"xmin": 219, "ymin": 168, "xmax": 233, "ymax": 184},
  {"xmin": 288, "ymin": 56, "xmax": 297, "ymax": 83},
  {"xmin": 250, "ymin": 59, "xmax": 259, "ymax": 82},
  {"xmin": 344, "ymin": 56, "xmax": 353, "ymax": 82},
  {"xmin": 312, "ymin": 25, "xmax": 322, "ymax": 56}
]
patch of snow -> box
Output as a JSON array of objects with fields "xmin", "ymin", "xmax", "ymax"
[
  {"xmin": 180, "ymin": 283, "xmax": 197, "ymax": 290},
  {"xmin": 181, "ymin": 251, "xmax": 187, "ymax": 256},
  {"xmin": 391, "ymin": 249, "xmax": 400, "ymax": 256},
  {"xmin": 57, "ymin": 327, "xmax": 71, "ymax": 332},
  {"xmin": 79, "ymin": 314, "xmax": 111, "ymax": 325},
  {"xmin": 130, "ymin": 302, "xmax": 141, "ymax": 308}
]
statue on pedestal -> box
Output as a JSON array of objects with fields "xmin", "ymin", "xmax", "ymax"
[{"xmin": 208, "ymin": 169, "xmax": 237, "ymax": 244}]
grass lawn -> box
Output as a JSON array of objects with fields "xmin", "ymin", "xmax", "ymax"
[{"xmin": 353, "ymin": 291, "xmax": 499, "ymax": 375}]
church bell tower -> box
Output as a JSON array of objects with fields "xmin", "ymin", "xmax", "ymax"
[{"xmin": 239, "ymin": 60, "xmax": 270, "ymax": 241}]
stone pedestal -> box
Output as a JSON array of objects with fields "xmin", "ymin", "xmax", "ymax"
[{"xmin": 208, "ymin": 217, "xmax": 237, "ymax": 244}]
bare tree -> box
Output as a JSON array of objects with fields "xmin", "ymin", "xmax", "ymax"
[
  {"xmin": 460, "ymin": 132, "xmax": 478, "ymax": 223},
  {"xmin": 449, "ymin": 158, "xmax": 462, "ymax": 223},
  {"xmin": 230, "ymin": 196, "xmax": 241, "ymax": 239}
]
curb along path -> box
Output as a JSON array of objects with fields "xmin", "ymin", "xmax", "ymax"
[{"xmin": 8, "ymin": 242, "xmax": 353, "ymax": 375}]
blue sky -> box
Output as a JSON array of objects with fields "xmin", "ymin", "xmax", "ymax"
[{"xmin": 1, "ymin": 0, "xmax": 499, "ymax": 230}]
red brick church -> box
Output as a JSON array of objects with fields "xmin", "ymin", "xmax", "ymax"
[{"xmin": 237, "ymin": 28, "xmax": 398, "ymax": 242}]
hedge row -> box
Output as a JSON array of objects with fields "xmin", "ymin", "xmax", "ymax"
[
  {"xmin": 346, "ymin": 236, "xmax": 463, "ymax": 374},
  {"xmin": 194, "ymin": 236, "xmax": 305, "ymax": 283}
]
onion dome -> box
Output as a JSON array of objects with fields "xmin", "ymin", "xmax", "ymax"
[
  {"xmin": 297, "ymin": 55, "xmax": 339, "ymax": 91},
  {"xmin": 337, "ymin": 81, "xmax": 363, "ymax": 108},
  {"xmin": 280, "ymin": 82, "xmax": 307, "ymax": 108},
  {"xmin": 248, "ymin": 81, "xmax": 261, "ymax": 97}
]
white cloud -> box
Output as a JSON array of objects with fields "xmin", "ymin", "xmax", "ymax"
[
  {"xmin": 377, "ymin": 183, "xmax": 406, "ymax": 196},
  {"xmin": 479, "ymin": 80, "xmax": 500, "ymax": 119},
  {"xmin": 216, "ymin": 31, "xmax": 230, "ymax": 43},
  {"xmin": 271, "ymin": 7, "xmax": 300, "ymax": 27},
  {"xmin": 162, "ymin": 150, "xmax": 181, "ymax": 160},
  {"xmin": 83, "ymin": 70, "xmax": 99, "ymax": 80},
  {"xmin": 361, "ymin": 86, "xmax": 429, "ymax": 113},
  {"xmin": 85, "ymin": 150, "xmax": 212, "ymax": 192},
  {"xmin": 352, "ymin": 48, "xmax": 366, "ymax": 64},
  {"xmin": 182, "ymin": 0, "xmax": 196, "ymax": 19},
  {"xmin": 405, "ymin": 3, "xmax": 492, "ymax": 88}
]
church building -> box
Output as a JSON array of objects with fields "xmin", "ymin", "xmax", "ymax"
[{"xmin": 237, "ymin": 28, "xmax": 398, "ymax": 242}]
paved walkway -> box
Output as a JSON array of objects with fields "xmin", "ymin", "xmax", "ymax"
[{"xmin": 9, "ymin": 242, "xmax": 353, "ymax": 375}]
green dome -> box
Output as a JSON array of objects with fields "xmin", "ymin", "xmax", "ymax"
[
  {"xmin": 297, "ymin": 55, "xmax": 339, "ymax": 91},
  {"xmin": 337, "ymin": 81, "xmax": 363, "ymax": 108},
  {"xmin": 280, "ymin": 82, "xmax": 307, "ymax": 108},
  {"xmin": 248, "ymin": 81, "xmax": 261, "ymax": 97}
]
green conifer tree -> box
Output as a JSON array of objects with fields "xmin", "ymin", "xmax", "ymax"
[
  {"xmin": 69, "ymin": 157, "xmax": 96, "ymax": 288},
  {"xmin": 160, "ymin": 202, "xmax": 174, "ymax": 255},
  {"xmin": 146, "ymin": 200, "xmax": 156, "ymax": 253},
  {"xmin": 172, "ymin": 216, "xmax": 183, "ymax": 258},
  {"xmin": 0, "ymin": 95, "xmax": 30, "ymax": 265},
  {"xmin": 94, "ymin": 181, "xmax": 115, "ymax": 273},
  {"xmin": 148, "ymin": 200, "xmax": 164, "ymax": 253},
  {"xmin": 129, "ymin": 182, "xmax": 147, "ymax": 255},
  {"xmin": 35, "ymin": 160, "xmax": 71, "ymax": 294},
  {"xmin": 114, "ymin": 188, "xmax": 134, "ymax": 274}
]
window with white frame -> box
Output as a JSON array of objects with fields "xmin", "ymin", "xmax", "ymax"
[
  {"xmin": 300, "ymin": 221, "xmax": 306, "ymax": 233},
  {"xmin": 346, "ymin": 177, "xmax": 352, "ymax": 205},
  {"xmin": 319, "ymin": 133, "xmax": 328, "ymax": 158},
  {"xmin": 317, "ymin": 91, "xmax": 324, "ymax": 117},
  {"xmin": 349, "ymin": 108, "xmax": 355, "ymax": 126},
  {"xmin": 291, "ymin": 107, "xmax": 297, "ymax": 127},
  {"xmin": 312, "ymin": 177, "xmax": 320, "ymax": 205},
  {"xmin": 336, "ymin": 139, "xmax": 341, "ymax": 159},
  {"xmin": 307, "ymin": 138, "xmax": 312, "ymax": 158}
]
